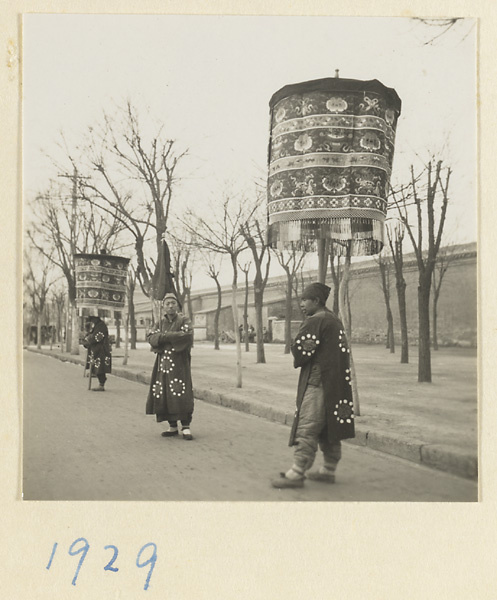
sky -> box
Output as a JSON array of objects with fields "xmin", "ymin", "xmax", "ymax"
[{"xmin": 23, "ymin": 15, "xmax": 477, "ymax": 290}]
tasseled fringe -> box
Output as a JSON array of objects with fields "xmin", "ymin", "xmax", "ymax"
[{"xmin": 268, "ymin": 218, "xmax": 385, "ymax": 256}]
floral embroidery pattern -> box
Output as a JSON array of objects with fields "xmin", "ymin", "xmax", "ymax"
[
  {"xmin": 290, "ymin": 174, "xmax": 315, "ymax": 197},
  {"xmin": 270, "ymin": 180, "xmax": 283, "ymax": 198},
  {"xmin": 359, "ymin": 132, "xmax": 381, "ymax": 152},
  {"xmin": 294, "ymin": 133, "xmax": 313, "ymax": 152},
  {"xmin": 74, "ymin": 254, "xmax": 129, "ymax": 310},
  {"xmin": 326, "ymin": 96, "xmax": 348, "ymax": 113},
  {"xmin": 385, "ymin": 109, "xmax": 395, "ymax": 126},
  {"xmin": 267, "ymin": 87, "xmax": 399, "ymax": 245},
  {"xmin": 169, "ymin": 378, "xmax": 186, "ymax": 397},
  {"xmin": 334, "ymin": 399, "xmax": 354, "ymax": 424},
  {"xmin": 296, "ymin": 333, "xmax": 320, "ymax": 357},
  {"xmin": 159, "ymin": 350, "xmax": 175, "ymax": 374},
  {"xmin": 152, "ymin": 381, "xmax": 163, "ymax": 399},
  {"xmin": 322, "ymin": 175, "xmax": 348, "ymax": 193},
  {"xmin": 275, "ymin": 107, "xmax": 286, "ymax": 122},
  {"xmin": 359, "ymin": 96, "xmax": 380, "ymax": 113}
]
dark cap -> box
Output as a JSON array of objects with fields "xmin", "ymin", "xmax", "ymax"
[{"xmin": 301, "ymin": 282, "xmax": 331, "ymax": 305}]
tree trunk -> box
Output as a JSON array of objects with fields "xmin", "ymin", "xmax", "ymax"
[
  {"xmin": 387, "ymin": 307, "xmax": 395, "ymax": 353},
  {"xmin": 339, "ymin": 251, "xmax": 360, "ymax": 416},
  {"xmin": 130, "ymin": 312, "xmax": 137, "ymax": 350},
  {"xmin": 432, "ymin": 290, "xmax": 440, "ymax": 351},
  {"xmin": 418, "ymin": 279, "xmax": 432, "ymax": 382},
  {"xmin": 396, "ymin": 279, "xmax": 409, "ymax": 364},
  {"xmin": 135, "ymin": 235, "xmax": 150, "ymax": 296},
  {"xmin": 70, "ymin": 303, "xmax": 80, "ymax": 355},
  {"xmin": 254, "ymin": 288, "xmax": 266, "ymax": 364},
  {"xmin": 123, "ymin": 311, "xmax": 129, "ymax": 366},
  {"xmin": 187, "ymin": 291, "xmax": 194, "ymax": 325},
  {"xmin": 36, "ymin": 314, "xmax": 42, "ymax": 349},
  {"xmin": 284, "ymin": 274, "xmax": 293, "ymax": 355},
  {"xmin": 127, "ymin": 283, "xmax": 137, "ymax": 350},
  {"xmin": 243, "ymin": 272, "xmax": 249, "ymax": 352},
  {"xmin": 378, "ymin": 258, "xmax": 394, "ymax": 353},
  {"xmin": 64, "ymin": 295, "xmax": 71, "ymax": 353},
  {"xmin": 115, "ymin": 318, "xmax": 121, "ymax": 349},
  {"xmin": 213, "ymin": 278, "xmax": 222, "ymax": 350},
  {"xmin": 231, "ymin": 258, "xmax": 242, "ymax": 388}
]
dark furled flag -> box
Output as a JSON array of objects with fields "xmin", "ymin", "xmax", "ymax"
[{"xmin": 150, "ymin": 238, "xmax": 178, "ymax": 301}]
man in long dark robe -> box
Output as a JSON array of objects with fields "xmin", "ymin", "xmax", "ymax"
[
  {"xmin": 272, "ymin": 282, "xmax": 355, "ymax": 489},
  {"xmin": 83, "ymin": 315, "xmax": 112, "ymax": 392},
  {"xmin": 146, "ymin": 293, "xmax": 195, "ymax": 440}
]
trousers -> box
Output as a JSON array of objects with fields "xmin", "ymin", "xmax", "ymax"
[
  {"xmin": 293, "ymin": 383, "xmax": 342, "ymax": 473},
  {"xmin": 168, "ymin": 413, "xmax": 192, "ymax": 428}
]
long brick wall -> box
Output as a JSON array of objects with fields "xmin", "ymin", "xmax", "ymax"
[{"xmin": 133, "ymin": 243, "xmax": 477, "ymax": 347}]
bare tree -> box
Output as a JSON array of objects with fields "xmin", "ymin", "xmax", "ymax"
[
  {"xmin": 50, "ymin": 285, "xmax": 67, "ymax": 346},
  {"xmin": 26, "ymin": 177, "xmax": 125, "ymax": 354},
  {"xmin": 168, "ymin": 233, "xmax": 195, "ymax": 319},
  {"xmin": 206, "ymin": 259, "xmax": 223, "ymax": 351},
  {"xmin": 377, "ymin": 251, "xmax": 395, "ymax": 353},
  {"xmin": 386, "ymin": 219, "xmax": 409, "ymax": 363},
  {"xmin": 413, "ymin": 17, "xmax": 474, "ymax": 46},
  {"xmin": 183, "ymin": 192, "xmax": 256, "ymax": 387},
  {"xmin": 392, "ymin": 158, "xmax": 451, "ymax": 382},
  {"xmin": 275, "ymin": 247, "xmax": 307, "ymax": 354},
  {"xmin": 240, "ymin": 213, "xmax": 271, "ymax": 364},
  {"xmin": 24, "ymin": 250, "xmax": 55, "ymax": 349},
  {"xmin": 71, "ymin": 101, "xmax": 188, "ymax": 298}
]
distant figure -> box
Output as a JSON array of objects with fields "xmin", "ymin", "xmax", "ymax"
[
  {"xmin": 248, "ymin": 325, "xmax": 255, "ymax": 343},
  {"xmin": 272, "ymin": 282, "xmax": 355, "ymax": 489},
  {"xmin": 146, "ymin": 293, "xmax": 195, "ymax": 440},
  {"xmin": 83, "ymin": 315, "xmax": 112, "ymax": 392}
]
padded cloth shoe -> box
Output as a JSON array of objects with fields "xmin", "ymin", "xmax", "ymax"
[
  {"xmin": 306, "ymin": 471, "xmax": 336, "ymax": 484},
  {"xmin": 271, "ymin": 474, "xmax": 304, "ymax": 489},
  {"xmin": 161, "ymin": 430, "xmax": 179, "ymax": 437},
  {"xmin": 182, "ymin": 432, "xmax": 193, "ymax": 440}
]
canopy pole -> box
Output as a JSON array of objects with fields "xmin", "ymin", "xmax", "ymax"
[{"xmin": 317, "ymin": 239, "xmax": 329, "ymax": 284}]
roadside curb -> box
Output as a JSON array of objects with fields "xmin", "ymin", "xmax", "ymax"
[{"xmin": 26, "ymin": 348, "xmax": 477, "ymax": 481}]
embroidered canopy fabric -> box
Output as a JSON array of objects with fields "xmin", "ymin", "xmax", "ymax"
[
  {"xmin": 74, "ymin": 253, "xmax": 130, "ymax": 318},
  {"xmin": 267, "ymin": 77, "xmax": 401, "ymax": 255}
]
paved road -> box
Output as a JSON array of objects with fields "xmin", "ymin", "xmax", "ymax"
[{"xmin": 23, "ymin": 351, "xmax": 477, "ymax": 501}]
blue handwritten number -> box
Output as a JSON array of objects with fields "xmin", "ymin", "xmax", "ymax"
[
  {"xmin": 103, "ymin": 545, "xmax": 119, "ymax": 572},
  {"xmin": 46, "ymin": 542, "xmax": 58, "ymax": 570},
  {"xmin": 68, "ymin": 538, "xmax": 90, "ymax": 586},
  {"xmin": 136, "ymin": 543, "xmax": 157, "ymax": 591}
]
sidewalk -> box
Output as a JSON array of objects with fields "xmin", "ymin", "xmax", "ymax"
[{"xmin": 26, "ymin": 341, "xmax": 478, "ymax": 480}]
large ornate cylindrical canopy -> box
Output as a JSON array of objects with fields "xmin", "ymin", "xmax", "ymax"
[
  {"xmin": 74, "ymin": 253, "xmax": 130, "ymax": 318},
  {"xmin": 267, "ymin": 77, "xmax": 401, "ymax": 255}
]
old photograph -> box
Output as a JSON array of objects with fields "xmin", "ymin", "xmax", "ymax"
[{"xmin": 22, "ymin": 14, "xmax": 477, "ymax": 501}]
